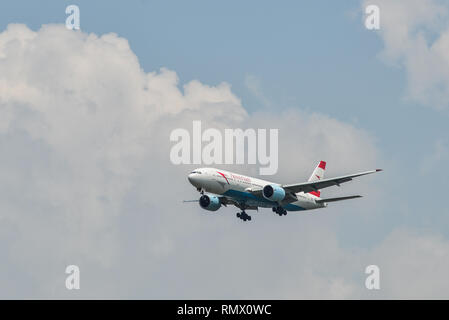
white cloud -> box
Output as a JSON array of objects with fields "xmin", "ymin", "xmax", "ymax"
[
  {"xmin": 368, "ymin": 229, "xmax": 449, "ymax": 299},
  {"xmin": 362, "ymin": 0, "xmax": 449, "ymax": 109},
  {"xmin": 0, "ymin": 23, "xmax": 447, "ymax": 298},
  {"xmin": 244, "ymin": 74, "xmax": 271, "ymax": 108}
]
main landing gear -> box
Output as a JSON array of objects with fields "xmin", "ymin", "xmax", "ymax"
[
  {"xmin": 273, "ymin": 206, "xmax": 287, "ymax": 216},
  {"xmin": 236, "ymin": 211, "xmax": 252, "ymax": 222}
]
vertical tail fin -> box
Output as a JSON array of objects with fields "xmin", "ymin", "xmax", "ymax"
[{"xmin": 308, "ymin": 161, "xmax": 326, "ymax": 197}]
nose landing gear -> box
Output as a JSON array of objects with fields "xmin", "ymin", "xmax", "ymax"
[
  {"xmin": 272, "ymin": 206, "xmax": 287, "ymax": 216},
  {"xmin": 236, "ymin": 211, "xmax": 252, "ymax": 221}
]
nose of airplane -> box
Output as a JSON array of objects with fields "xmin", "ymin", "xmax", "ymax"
[
  {"xmin": 188, "ymin": 171, "xmax": 203, "ymax": 187},
  {"xmin": 187, "ymin": 173, "xmax": 197, "ymax": 185}
]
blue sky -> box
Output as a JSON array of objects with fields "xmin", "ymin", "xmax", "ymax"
[{"xmin": 0, "ymin": 0, "xmax": 448, "ymax": 298}]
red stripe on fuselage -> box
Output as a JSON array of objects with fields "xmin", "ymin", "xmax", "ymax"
[{"xmin": 217, "ymin": 171, "xmax": 230, "ymax": 184}]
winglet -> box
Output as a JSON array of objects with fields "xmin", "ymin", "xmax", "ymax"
[{"xmin": 376, "ymin": 169, "xmax": 383, "ymax": 172}]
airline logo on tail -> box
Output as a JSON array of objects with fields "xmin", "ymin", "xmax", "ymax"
[{"xmin": 308, "ymin": 161, "xmax": 326, "ymax": 197}]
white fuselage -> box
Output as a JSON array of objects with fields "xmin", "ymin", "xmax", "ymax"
[{"xmin": 187, "ymin": 168, "xmax": 326, "ymax": 211}]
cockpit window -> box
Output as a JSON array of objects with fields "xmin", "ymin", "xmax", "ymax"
[{"xmin": 191, "ymin": 171, "xmax": 202, "ymax": 174}]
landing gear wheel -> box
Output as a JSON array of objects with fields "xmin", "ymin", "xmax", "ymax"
[
  {"xmin": 237, "ymin": 211, "xmax": 251, "ymax": 222},
  {"xmin": 274, "ymin": 206, "xmax": 287, "ymax": 216}
]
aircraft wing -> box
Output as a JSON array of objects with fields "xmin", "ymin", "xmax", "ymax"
[
  {"xmin": 184, "ymin": 195, "xmax": 258, "ymax": 210},
  {"xmin": 282, "ymin": 169, "xmax": 382, "ymax": 194},
  {"xmin": 245, "ymin": 188, "xmax": 263, "ymax": 197},
  {"xmin": 245, "ymin": 187, "xmax": 298, "ymax": 203},
  {"xmin": 220, "ymin": 195, "xmax": 259, "ymax": 211}
]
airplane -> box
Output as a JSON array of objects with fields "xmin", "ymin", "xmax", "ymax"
[{"xmin": 186, "ymin": 161, "xmax": 382, "ymax": 221}]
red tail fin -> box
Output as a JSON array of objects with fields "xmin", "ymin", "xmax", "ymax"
[{"xmin": 308, "ymin": 161, "xmax": 326, "ymax": 197}]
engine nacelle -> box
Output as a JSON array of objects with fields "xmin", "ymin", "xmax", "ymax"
[
  {"xmin": 263, "ymin": 184, "xmax": 286, "ymax": 202},
  {"xmin": 199, "ymin": 194, "xmax": 221, "ymax": 211}
]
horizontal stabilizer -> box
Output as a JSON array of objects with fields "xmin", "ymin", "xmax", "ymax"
[{"xmin": 316, "ymin": 195, "xmax": 362, "ymax": 203}]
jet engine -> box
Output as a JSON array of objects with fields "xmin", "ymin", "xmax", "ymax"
[
  {"xmin": 199, "ymin": 194, "xmax": 221, "ymax": 211},
  {"xmin": 263, "ymin": 184, "xmax": 286, "ymax": 202}
]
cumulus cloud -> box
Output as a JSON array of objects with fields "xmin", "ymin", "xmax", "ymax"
[
  {"xmin": 0, "ymin": 23, "xmax": 447, "ymax": 298},
  {"xmin": 362, "ymin": 0, "xmax": 449, "ymax": 109}
]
